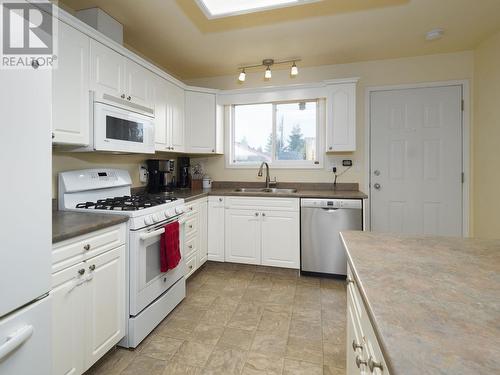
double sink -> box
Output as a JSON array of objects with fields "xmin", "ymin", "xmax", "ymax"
[{"xmin": 233, "ymin": 187, "xmax": 298, "ymax": 194}]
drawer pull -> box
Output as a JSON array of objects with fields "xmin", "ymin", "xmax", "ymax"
[
  {"xmin": 368, "ymin": 356, "xmax": 383, "ymax": 372},
  {"xmin": 78, "ymin": 269, "xmax": 85, "ymax": 276},
  {"xmin": 188, "ymin": 245, "xmax": 193, "ymax": 249},
  {"xmin": 346, "ymin": 276, "xmax": 354, "ymax": 285},
  {"xmin": 356, "ymin": 355, "xmax": 367, "ymax": 368},
  {"xmin": 89, "ymin": 264, "xmax": 96, "ymax": 271},
  {"xmin": 83, "ymin": 244, "xmax": 91, "ymax": 251},
  {"xmin": 218, "ymin": 198, "xmax": 223, "ymax": 202},
  {"xmin": 352, "ymin": 340, "xmax": 363, "ymax": 352},
  {"xmin": 188, "ymin": 225, "xmax": 193, "ymax": 229},
  {"xmin": 189, "ymin": 265, "xmax": 193, "ymax": 270}
]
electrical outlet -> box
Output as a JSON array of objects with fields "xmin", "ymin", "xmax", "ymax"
[
  {"xmin": 342, "ymin": 159, "xmax": 353, "ymax": 167},
  {"xmin": 139, "ymin": 165, "xmax": 148, "ymax": 183}
]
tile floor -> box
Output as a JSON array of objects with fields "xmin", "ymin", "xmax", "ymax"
[{"xmin": 85, "ymin": 262, "xmax": 347, "ymax": 375}]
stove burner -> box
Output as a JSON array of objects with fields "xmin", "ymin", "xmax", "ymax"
[{"xmin": 76, "ymin": 194, "xmax": 177, "ymax": 211}]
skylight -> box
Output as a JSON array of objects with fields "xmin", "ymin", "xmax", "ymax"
[{"xmin": 196, "ymin": 0, "xmax": 321, "ymax": 19}]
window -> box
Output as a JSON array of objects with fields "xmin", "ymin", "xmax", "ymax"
[{"xmin": 229, "ymin": 100, "xmax": 321, "ymax": 168}]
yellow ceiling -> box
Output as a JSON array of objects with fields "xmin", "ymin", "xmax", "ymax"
[{"xmin": 58, "ymin": 0, "xmax": 500, "ymax": 79}]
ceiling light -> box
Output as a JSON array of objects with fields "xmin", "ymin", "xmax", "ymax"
[
  {"xmin": 196, "ymin": 0, "xmax": 322, "ymax": 19},
  {"xmin": 238, "ymin": 69, "xmax": 246, "ymax": 82},
  {"xmin": 426, "ymin": 28, "xmax": 444, "ymax": 41},
  {"xmin": 265, "ymin": 66, "xmax": 272, "ymax": 79},
  {"xmin": 290, "ymin": 61, "xmax": 298, "ymax": 76}
]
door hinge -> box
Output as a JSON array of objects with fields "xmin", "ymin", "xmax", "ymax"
[
  {"xmin": 461, "ymin": 99, "xmax": 464, "ymax": 111},
  {"xmin": 461, "ymin": 172, "xmax": 465, "ymax": 183}
]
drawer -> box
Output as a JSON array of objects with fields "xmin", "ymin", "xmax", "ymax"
[
  {"xmin": 184, "ymin": 236, "xmax": 197, "ymax": 258},
  {"xmin": 184, "ymin": 201, "xmax": 198, "ymax": 216},
  {"xmin": 184, "ymin": 214, "xmax": 198, "ymax": 238},
  {"xmin": 185, "ymin": 254, "xmax": 197, "ymax": 278},
  {"xmin": 225, "ymin": 196, "xmax": 299, "ymax": 211},
  {"xmin": 52, "ymin": 224, "xmax": 126, "ymax": 274},
  {"xmin": 347, "ymin": 266, "xmax": 365, "ymax": 321}
]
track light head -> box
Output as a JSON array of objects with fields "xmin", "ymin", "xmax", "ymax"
[
  {"xmin": 290, "ymin": 61, "xmax": 298, "ymax": 76},
  {"xmin": 265, "ymin": 66, "xmax": 272, "ymax": 79},
  {"xmin": 238, "ymin": 69, "xmax": 246, "ymax": 82}
]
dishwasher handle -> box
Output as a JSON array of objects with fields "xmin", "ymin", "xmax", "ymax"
[{"xmin": 301, "ymin": 198, "xmax": 362, "ymax": 210}]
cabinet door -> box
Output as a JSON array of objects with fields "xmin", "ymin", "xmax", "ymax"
[
  {"xmin": 51, "ymin": 263, "xmax": 87, "ymax": 375},
  {"xmin": 326, "ymin": 83, "xmax": 356, "ymax": 152},
  {"xmin": 185, "ymin": 91, "xmax": 216, "ymax": 153},
  {"xmin": 198, "ymin": 200, "xmax": 208, "ymax": 266},
  {"xmin": 225, "ymin": 209, "xmax": 261, "ymax": 265},
  {"xmin": 124, "ymin": 58, "xmax": 154, "ymax": 108},
  {"xmin": 261, "ymin": 210, "xmax": 300, "ymax": 269},
  {"xmin": 153, "ymin": 78, "xmax": 168, "ymax": 151},
  {"xmin": 167, "ymin": 81, "xmax": 185, "ymax": 152},
  {"xmin": 85, "ymin": 246, "xmax": 125, "ymax": 370},
  {"xmin": 208, "ymin": 197, "xmax": 225, "ymax": 262},
  {"xmin": 52, "ymin": 21, "xmax": 90, "ymax": 146},
  {"xmin": 90, "ymin": 39, "xmax": 125, "ymax": 98}
]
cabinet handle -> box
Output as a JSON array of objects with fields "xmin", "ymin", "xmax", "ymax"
[
  {"xmin": 89, "ymin": 264, "xmax": 96, "ymax": 271},
  {"xmin": 83, "ymin": 244, "xmax": 91, "ymax": 251},
  {"xmin": 355, "ymin": 355, "xmax": 367, "ymax": 369},
  {"xmin": 329, "ymin": 146, "xmax": 333, "ymax": 150},
  {"xmin": 31, "ymin": 60, "xmax": 39, "ymax": 69},
  {"xmin": 78, "ymin": 269, "xmax": 85, "ymax": 276},
  {"xmin": 121, "ymin": 94, "xmax": 126, "ymax": 99},
  {"xmin": 346, "ymin": 276, "xmax": 354, "ymax": 285},
  {"xmin": 368, "ymin": 356, "xmax": 383, "ymax": 372},
  {"xmin": 211, "ymin": 149, "xmax": 215, "ymax": 153},
  {"xmin": 188, "ymin": 245, "xmax": 193, "ymax": 249},
  {"xmin": 218, "ymin": 198, "xmax": 223, "ymax": 202},
  {"xmin": 127, "ymin": 96, "xmax": 131, "ymax": 101},
  {"xmin": 352, "ymin": 340, "xmax": 363, "ymax": 352},
  {"xmin": 51, "ymin": 132, "xmax": 55, "ymax": 139},
  {"xmin": 189, "ymin": 265, "xmax": 193, "ymax": 270},
  {"xmin": 188, "ymin": 225, "xmax": 193, "ymax": 228},
  {"xmin": 255, "ymin": 212, "xmax": 259, "ymax": 216},
  {"xmin": 262, "ymin": 213, "xmax": 266, "ymax": 217}
]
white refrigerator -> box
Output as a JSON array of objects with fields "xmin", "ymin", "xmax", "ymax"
[{"xmin": 0, "ymin": 48, "xmax": 52, "ymax": 374}]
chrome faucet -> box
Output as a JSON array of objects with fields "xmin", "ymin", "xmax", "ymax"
[{"xmin": 258, "ymin": 162, "xmax": 276, "ymax": 189}]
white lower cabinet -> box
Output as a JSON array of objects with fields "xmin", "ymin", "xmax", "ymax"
[
  {"xmin": 182, "ymin": 198, "xmax": 208, "ymax": 278},
  {"xmin": 51, "ymin": 225, "xmax": 126, "ymax": 375},
  {"xmin": 207, "ymin": 196, "xmax": 225, "ymax": 261},
  {"xmin": 346, "ymin": 265, "xmax": 389, "ymax": 375},
  {"xmin": 223, "ymin": 198, "xmax": 300, "ymax": 269}
]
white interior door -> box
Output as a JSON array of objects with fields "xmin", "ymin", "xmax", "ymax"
[{"xmin": 370, "ymin": 85, "xmax": 463, "ymax": 236}]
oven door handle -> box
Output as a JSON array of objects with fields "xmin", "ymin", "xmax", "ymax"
[{"xmin": 140, "ymin": 227, "xmax": 165, "ymax": 241}]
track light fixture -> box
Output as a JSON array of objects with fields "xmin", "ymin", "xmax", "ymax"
[{"xmin": 237, "ymin": 58, "xmax": 301, "ymax": 82}]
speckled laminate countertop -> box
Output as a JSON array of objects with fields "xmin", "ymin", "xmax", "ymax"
[
  {"xmin": 166, "ymin": 187, "xmax": 368, "ymax": 203},
  {"xmin": 340, "ymin": 231, "xmax": 500, "ymax": 375},
  {"xmin": 52, "ymin": 211, "xmax": 128, "ymax": 243}
]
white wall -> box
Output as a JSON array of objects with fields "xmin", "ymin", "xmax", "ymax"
[{"xmin": 187, "ymin": 51, "xmax": 474, "ymax": 191}]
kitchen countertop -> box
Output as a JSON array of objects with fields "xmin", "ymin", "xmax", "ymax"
[
  {"xmin": 167, "ymin": 187, "xmax": 368, "ymax": 203},
  {"xmin": 340, "ymin": 231, "xmax": 500, "ymax": 375},
  {"xmin": 52, "ymin": 211, "xmax": 128, "ymax": 243}
]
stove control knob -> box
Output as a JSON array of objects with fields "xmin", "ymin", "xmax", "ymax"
[
  {"xmin": 144, "ymin": 216, "xmax": 153, "ymax": 226},
  {"xmin": 175, "ymin": 206, "xmax": 185, "ymax": 214},
  {"xmin": 152, "ymin": 214, "xmax": 160, "ymax": 223},
  {"xmin": 164, "ymin": 210, "xmax": 169, "ymax": 218},
  {"xmin": 167, "ymin": 209, "xmax": 176, "ymax": 217}
]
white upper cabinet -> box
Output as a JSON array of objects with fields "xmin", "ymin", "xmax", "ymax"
[
  {"xmin": 326, "ymin": 82, "xmax": 357, "ymax": 152},
  {"xmin": 153, "ymin": 77, "xmax": 168, "ymax": 151},
  {"xmin": 52, "ymin": 21, "xmax": 90, "ymax": 145},
  {"xmin": 90, "ymin": 39, "xmax": 154, "ymax": 110},
  {"xmin": 90, "ymin": 39, "xmax": 125, "ymax": 98},
  {"xmin": 168, "ymin": 81, "xmax": 186, "ymax": 152},
  {"xmin": 185, "ymin": 90, "xmax": 217, "ymax": 154}
]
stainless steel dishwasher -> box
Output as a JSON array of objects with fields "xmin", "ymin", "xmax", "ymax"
[{"xmin": 301, "ymin": 198, "xmax": 363, "ymax": 277}]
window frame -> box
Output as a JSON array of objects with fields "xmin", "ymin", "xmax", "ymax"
[{"xmin": 226, "ymin": 99, "xmax": 325, "ymax": 169}]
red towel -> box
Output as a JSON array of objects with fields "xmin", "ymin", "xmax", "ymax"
[{"xmin": 160, "ymin": 221, "xmax": 181, "ymax": 272}]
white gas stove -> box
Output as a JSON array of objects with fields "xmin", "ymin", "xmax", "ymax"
[
  {"xmin": 58, "ymin": 168, "xmax": 186, "ymax": 230},
  {"xmin": 58, "ymin": 168, "xmax": 187, "ymax": 348}
]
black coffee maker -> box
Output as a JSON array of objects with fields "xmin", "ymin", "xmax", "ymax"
[
  {"xmin": 177, "ymin": 157, "xmax": 190, "ymax": 188},
  {"xmin": 147, "ymin": 159, "xmax": 175, "ymax": 193}
]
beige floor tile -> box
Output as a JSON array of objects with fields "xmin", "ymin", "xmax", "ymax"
[
  {"xmin": 218, "ymin": 327, "xmax": 255, "ymax": 350},
  {"xmin": 264, "ymin": 302, "xmax": 294, "ymax": 314},
  {"xmin": 285, "ymin": 336, "xmax": 323, "ymax": 365},
  {"xmin": 250, "ymin": 331, "xmax": 288, "ymax": 357},
  {"xmin": 289, "ymin": 319, "xmax": 322, "ymax": 340},
  {"xmin": 121, "ymin": 355, "xmax": 166, "ymax": 375},
  {"xmin": 173, "ymin": 340, "xmax": 215, "ymax": 367},
  {"xmin": 257, "ymin": 310, "xmax": 291, "ymax": 333},
  {"xmin": 157, "ymin": 317, "xmax": 199, "ymax": 340},
  {"xmin": 203, "ymin": 345, "xmax": 247, "ymax": 375},
  {"xmin": 162, "ymin": 360, "xmax": 201, "ymax": 375},
  {"xmin": 227, "ymin": 303, "xmax": 264, "ymax": 331},
  {"xmin": 283, "ymin": 359, "xmax": 323, "ymax": 375},
  {"xmin": 189, "ymin": 323, "xmax": 224, "ymax": 346},
  {"xmin": 323, "ymin": 363, "xmax": 345, "ymax": 375},
  {"xmin": 141, "ymin": 335, "xmax": 184, "ymax": 361},
  {"xmin": 86, "ymin": 348, "xmax": 136, "ymax": 375},
  {"xmin": 292, "ymin": 306, "xmax": 322, "ymax": 323},
  {"xmin": 242, "ymin": 352, "xmax": 284, "ymax": 375},
  {"xmin": 169, "ymin": 304, "xmax": 207, "ymax": 322},
  {"xmin": 202, "ymin": 307, "xmax": 235, "ymax": 327}
]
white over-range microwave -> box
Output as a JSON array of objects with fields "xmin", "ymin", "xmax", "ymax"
[{"xmin": 76, "ymin": 92, "xmax": 156, "ymax": 154}]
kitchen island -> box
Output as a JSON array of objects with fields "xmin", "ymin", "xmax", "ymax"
[{"xmin": 340, "ymin": 231, "xmax": 500, "ymax": 375}]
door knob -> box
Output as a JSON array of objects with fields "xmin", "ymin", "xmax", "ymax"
[
  {"xmin": 373, "ymin": 183, "xmax": 381, "ymax": 190},
  {"xmin": 374, "ymin": 170, "xmax": 381, "ymax": 176}
]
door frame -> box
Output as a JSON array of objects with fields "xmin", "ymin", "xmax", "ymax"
[{"xmin": 364, "ymin": 80, "xmax": 470, "ymax": 236}]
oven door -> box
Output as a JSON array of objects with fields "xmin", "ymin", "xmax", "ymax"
[
  {"xmin": 129, "ymin": 219, "xmax": 185, "ymax": 316},
  {"xmin": 94, "ymin": 102, "xmax": 155, "ymax": 154}
]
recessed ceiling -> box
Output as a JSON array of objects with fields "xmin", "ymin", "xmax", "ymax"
[
  {"xmin": 58, "ymin": 0, "xmax": 500, "ymax": 80},
  {"xmin": 195, "ymin": 0, "xmax": 321, "ymax": 19}
]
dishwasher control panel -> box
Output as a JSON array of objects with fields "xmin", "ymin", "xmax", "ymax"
[{"xmin": 300, "ymin": 198, "xmax": 362, "ymax": 210}]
